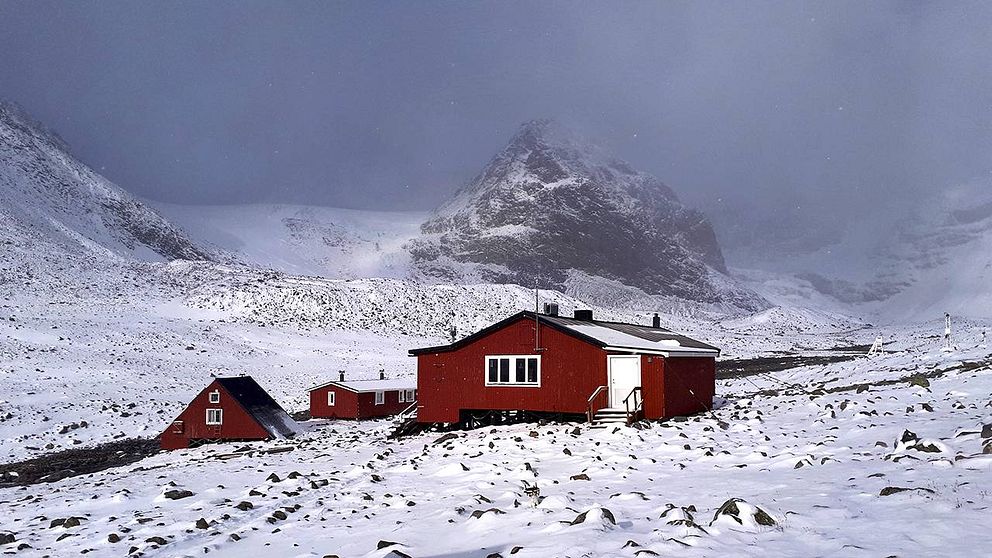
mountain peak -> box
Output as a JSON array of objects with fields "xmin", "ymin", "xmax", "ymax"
[{"xmin": 411, "ymin": 121, "xmax": 765, "ymax": 311}]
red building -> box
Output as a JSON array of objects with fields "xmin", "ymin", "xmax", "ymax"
[
  {"xmin": 409, "ymin": 309, "xmax": 719, "ymax": 426},
  {"xmin": 309, "ymin": 373, "xmax": 417, "ymax": 419},
  {"xmin": 160, "ymin": 376, "xmax": 301, "ymax": 450}
]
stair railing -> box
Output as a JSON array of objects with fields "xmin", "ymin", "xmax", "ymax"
[
  {"xmin": 622, "ymin": 387, "xmax": 643, "ymax": 425},
  {"xmin": 586, "ymin": 385, "xmax": 608, "ymax": 423},
  {"xmin": 395, "ymin": 401, "xmax": 418, "ymax": 423}
]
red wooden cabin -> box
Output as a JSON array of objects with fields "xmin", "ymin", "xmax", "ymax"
[
  {"xmin": 409, "ymin": 309, "xmax": 719, "ymax": 426},
  {"xmin": 160, "ymin": 376, "xmax": 301, "ymax": 450},
  {"xmin": 309, "ymin": 373, "xmax": 417, "ymax": 419}
]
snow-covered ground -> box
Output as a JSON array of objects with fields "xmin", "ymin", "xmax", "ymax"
[{"xmin": 1, "ymin": 315, "xmax": 989, "ymax": 557}]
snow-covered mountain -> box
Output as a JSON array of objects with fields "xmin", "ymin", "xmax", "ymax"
[
  {"xmin": 410, "ymin": 119, "xmax": 766, "ymax": 312},
  {"xmin": 734, "ymin": 182, "xmax": 992, "ymax": 321},
  {"xmin": 153, "ymin": 203, "xmax": 425, "ymax": 279},
  {"xmin": 0, "ymin": 101, "xmax": 210, "ymax": 262}
]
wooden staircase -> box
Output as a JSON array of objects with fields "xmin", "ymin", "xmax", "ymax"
[
  {"xmin": 590, "ymin": 408, "xmax": 629, "ymax": 428},
  {"xmin": 586, "ymin": 385, "xmax": 644, "ymax": 428},
  {"xmin": 388, "ymin": 402, "xmax": 428, "ymax": 439}
]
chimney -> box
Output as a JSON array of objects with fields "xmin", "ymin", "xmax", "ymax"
[
  {"xmin": 338, "ymin": 370, "xmax": 345, "ymax": 382},
  {"xmin": 379, "ymin": 369, "xmax": 385, "ymax": 380},
  {"xmin": 574, "ymin": 309, "xmax": 593, "ymax": 321},
  {"xmin": 543, "ymin": 302, "xmax": 559, "ymax": 316},
  {"xmin": 652, "ymin": 313, "xmax": 661, "ymax": 328}
]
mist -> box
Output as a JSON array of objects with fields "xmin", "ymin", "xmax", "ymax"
[{"xmin": 1, "ymin": 1, "xmax": 990, "ymax": 239}]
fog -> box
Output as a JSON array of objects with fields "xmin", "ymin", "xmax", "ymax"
[{"xmin": 2, "ymin": 1, "xmax": 990, "ymax": 242}]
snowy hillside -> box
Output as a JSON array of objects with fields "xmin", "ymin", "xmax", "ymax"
[
  {"xmin": 0, "ymin": 101, "xmax": 210, "ymax": 262},
  {"xmin": 153, "ymin": 203, "xmax": 426, "ymax": 279},
  {"xmin": 411, "ymin": 119, "xmax": 767, "ymax": 313}
]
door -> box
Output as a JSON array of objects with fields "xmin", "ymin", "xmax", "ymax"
[{"xmin": 608, "ymin": 355, "xmax": 641, "ymax": 409}]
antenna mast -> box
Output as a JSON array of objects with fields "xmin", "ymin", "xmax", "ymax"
[{"xmin": 942, "ymin": 312, "xmax": 954, "ymax": 352}]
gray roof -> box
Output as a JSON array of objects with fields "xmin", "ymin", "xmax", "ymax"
[{"xmin": 410, "ymin": 311, "xmax": 719, "ymax": 356}]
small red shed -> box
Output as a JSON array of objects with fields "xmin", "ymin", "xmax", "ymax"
[
  {"xmin": 309, "ymin": 374, "xmax": 417, "ymax": 420},
  {"xmin": 409, "ymin": 309, "xmax": 720, "ymax": 426},
  {"xmin": 160, "ymin": 376, "xmax": 301, "ymax": 450}
]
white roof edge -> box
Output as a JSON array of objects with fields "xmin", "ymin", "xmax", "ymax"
[
  {"xmin": 603, "ymin": 346, "xmax": 719, "ymax": 357},
  {"xmin": 308, "ymin": 379, "xmax": 417, "ymax": 393}
]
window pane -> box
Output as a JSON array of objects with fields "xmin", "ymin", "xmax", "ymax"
[
  {"xmin": 515, "ymin": 358, "xmax": 526, "ymax": 383},
  {"xmin": 488, "ymin": 359, "xmax": 498, "ymax": 383},
  {"xmin": 527, "ymin": 358, "xmax": 538, "ymax": 383},
  {"xmin": 499, "ymin": 358, "xmax": 510, "ymax": 383}
]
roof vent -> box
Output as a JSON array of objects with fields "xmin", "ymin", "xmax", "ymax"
[
  {"xmin": 574, "ymin": 309, "xmax": 593, "ymax": 321},
  {"xmin": 652, "ymin": 313, "xmax": 661, "ymax": 328},
  {"xmin": 338, "ymin": 370, "xmax": 345, "ymax": 382},
  {"xmin": 379, "ymin": 370, "xmax": 385, "ymax": 380},
  {"xmin": 543, "ymin": 302, "xmax": 559, "ymax": 316}
]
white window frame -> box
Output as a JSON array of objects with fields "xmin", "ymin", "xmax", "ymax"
[
  {"xmin": 206, "ymin": 408, "xmax": 223, "ymax": 425},
  {"xmin": 374, "ymin": 391, "xmax": 385, "ymax": 405},
  {"xmin": 405, "ymin": 389, "xmax": 416, "ymax": 402},
  {"xmin": 208, "ymin": 390, "xmax": 220, "ymax": 404},
  {"xmin": 398, "ymin": 390, "xmax": 406, "ymax": 403},
  {"xmin": 327, "ymin": 391, "xmax": 335, "ymax": 406},
  {"xmin": 485, "ymin": 355, "xmax": 541, "ymax": 387}
]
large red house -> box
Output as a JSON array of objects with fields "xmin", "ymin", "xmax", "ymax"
[
  {"xmin": 409, "ymin": 309, "xmax": 719, "ymax": 426},
  {"xmin": 160, "ymin": 376, "xmax": 301, "ymax": 450},
  {"xmin": 309, "ymin": 374, "xmax": 417, "ymax": 419}
]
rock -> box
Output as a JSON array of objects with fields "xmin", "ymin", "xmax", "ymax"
[
  {"xmin": 470, "ymin": 508, "xmax": 505, "ymax": 519},
  {"xmin": 879, "ymin": 486, "xmax": 935, "ymax": 496},
  {"xmin": 0, "ymin": 532, "xmax": 15, "ymax": 545},
  {"xmin": 62, "ymin": 517, "xmax": 82, "ymax": 528},
  {"xmin": 195, "ymin": 518, "xmax": 209, "ymax": 529},
  {"xmin": 108, "ymin": 533, "xmax": 121, "ymax": 543},
  {"xmin": 900, "ymin": 430, "xmax": 918, "ymax": 444},
  {"xmin": 235, "ymin": 501, "xmax": 254, "ymax": 511},
  {"xmin": 712, "ymin": 498, "xmax": 776, "ymax": 527},
  {"xmin": 570, "ymin": 474, "xmax": 591, "ymax": 481},
  {"xmin": 433, "ymin": 433, "xmax": 459, "ymax": 445},
  {"xmin": 377, "ymin": 540, "xmax": 400, "ymax": 549},
  {"xmin": 145, "ymin": 536, "xmax": 168, "ymax": 546},
  {"xmin": 982, "ymin": 424, "xmax": 992, "ymax": 439},
  {"xmin": 163, "ymin": 489, "xmax": 194, "ymax": 500},
  {"xmin": 266, "ymin": 473, "xmax": 281, "ymax": 483},
  {"xmin": 571, "ymin": 507, "xmax": 616, "ymax": 526},
  {"xmin": 271, "ymin": 510, "xmax": 288, "ymax": 521}
]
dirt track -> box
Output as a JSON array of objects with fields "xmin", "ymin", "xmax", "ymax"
[
  {"xmin": 0, "ymin": 438, "xmax": 159, "ymax": 486},
  {"xmin": 716, "ymin": 352, "xmax": 863, "ymax": 380}
]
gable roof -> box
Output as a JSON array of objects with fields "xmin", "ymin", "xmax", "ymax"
[
  {"xmin": 215, "ymin": 376, "xmax": 301, "ymax": 439},
  {"xmin": 308, "ymin": 377, "xmax": 417, "ymax": 393},
  {"xmin": 409, "ymin": 311, "xmax": 720, "ymax": 356}
]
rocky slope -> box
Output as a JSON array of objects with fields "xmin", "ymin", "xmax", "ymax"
[
  {"xmin": 0, "ymin": 101, "xmax": 210, "ymax": 262},
  {"xmin": 411, "ymin": 119, "xmax": 765, "ymax": 311}
]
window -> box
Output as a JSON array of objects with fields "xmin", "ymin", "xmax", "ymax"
[
  {"xmin": 327, "ymin": 391, "xmax": 335, "ymax": 406},
  {"xmin": 485, "ymin": 356, "xmax": 540, "ymax": 387},
  {"xmin": 405, "ymin": 389, "xmax": 415, "ymax": 402},
  {"xmin": 374, "ymin": 391, "xmax": 385, "ymax": 405},
  {"xmin": 208, "ymin": 390, "xmax": 220, "ymax": 403},
  {"xmin": 206, "ymin": 409, "xmax": 223, "ymax": 425},
  {"xmin": 398, "ymin": 390, "xmax": 406, "ymax": 403}
]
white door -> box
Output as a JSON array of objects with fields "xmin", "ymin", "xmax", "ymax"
[{"xmin": 608, "ymin": 355, "xmax": 641, "ymax": 409}]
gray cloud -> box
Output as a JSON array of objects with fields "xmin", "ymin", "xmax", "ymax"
[{"xmin": 1, "ymin": 0, "xmax": 990, "ymax": 238}]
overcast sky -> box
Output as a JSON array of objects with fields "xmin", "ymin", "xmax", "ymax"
[{"xmin": 1, "ymin": 1, "xmax": 990, "ymax": 236}]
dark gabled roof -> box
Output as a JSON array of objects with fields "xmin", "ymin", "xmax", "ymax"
[
  {"xmin": 409, "ymin": 311, "xmax": 720, "ymax": 356},
  {"xmin": 215, "ymin": 376, "xmax": 301, "ymax": 439}
]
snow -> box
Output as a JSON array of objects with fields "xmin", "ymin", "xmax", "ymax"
[
  {"xmin": 152, "ymin": 202, "xmax": 426, "ymax": 279},
  {"xmin": 2, "ymin": 325, "xmax": 990, "ymax": 556}
]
